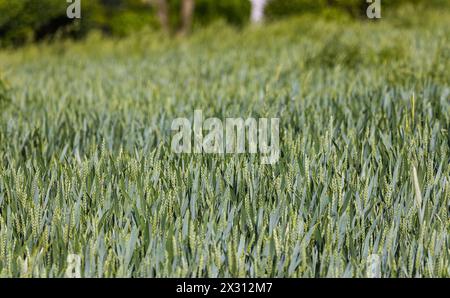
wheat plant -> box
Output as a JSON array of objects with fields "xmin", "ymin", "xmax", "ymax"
[{"xmin": 0, "ymin": 9, "xmax": 449, "ymax": 277}]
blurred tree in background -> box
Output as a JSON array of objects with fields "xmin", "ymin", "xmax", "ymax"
[
  {"xmin": 150, "ymin": 0, "xmax": 196, "ymax": 35},
  {"xmin": 0, "ymin": 0, "xmax": 159, "ymax": 46},
  {"xmin": 264, "ymin": 0, "xmax": 446, "ymax": 19},
  {"xmin": 0, "ymin": 0, "xmax": 447, "ymax": 47}
]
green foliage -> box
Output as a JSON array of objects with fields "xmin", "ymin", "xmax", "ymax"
[
  {"xmin": 107, "ymin": 10, "xmax": 158, "ymax": 37},
  {"xmin": 265, "ymin": 0, "xmax": 328, "ymax": 19},
  {"xmin": 0, "ymin": 75, "xmax": 10, "ymax": 110},
  {"xmin": 0, "ymin": 0, "xmax": 156, "ymax": 46},
  {"xmin": 0, "ymin": 0, "xmax": 66, "ymax": 45},
  {"xmin": 194, "ymin": 0, "xmax": 251, "ymax": 26},
  {"xmin": 265, "ymin": 0, "xmax": 450, "ymax": 19},
  {"xmin": 0, "ymin": 8, "xmax": 449, "ymax": 277},
  {"xmin": 155, "ymin": 0, "xmax": 250, "ymax": 32},
  {"xmin": 1, "ymin": 0, "xmax": 449, "ymax": 47},
  {"xmin": 0, "ymin": 0, "xmax": 251, "ymax": 46}
]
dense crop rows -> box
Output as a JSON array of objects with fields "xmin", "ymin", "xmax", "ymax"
[{"xmin": 0, "ymin": 9, "xmax": 449, "ymax": 277}]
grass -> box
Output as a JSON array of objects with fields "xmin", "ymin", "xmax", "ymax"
[{"xmin": 0, "ymin": 8, "xmax": 449, "ymax": 277}]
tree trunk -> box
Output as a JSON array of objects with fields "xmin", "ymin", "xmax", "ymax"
[
  {"xmin": 250, "ymin": 0, "xmax": 267, "ymax": 23},
  {"xmin": 179, "ymin": 0, "xmax": 195, "ymax": 36},
  {"xmin": 155, "ymin": 0, "xmax": 169, "ymax": 33}
]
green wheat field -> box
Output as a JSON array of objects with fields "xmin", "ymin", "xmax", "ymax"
[{"xmin": 0, "ymin": 8, "xmax": 449, "ymax": 277}]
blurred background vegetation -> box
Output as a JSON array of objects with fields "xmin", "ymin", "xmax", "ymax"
[{"xmin": 0, "ymin": 0, "xmax": 448, "ymax": 47}]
